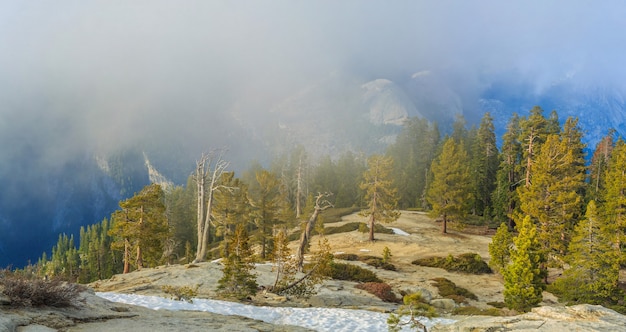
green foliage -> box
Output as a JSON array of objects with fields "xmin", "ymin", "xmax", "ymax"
[
  {"xmin": 217, "ymin": 225, "xmax": 258, "ymax": 300},
  {"xmin": 550, "ymin": 201, "xmax": 620, "ymax": 304},
  {"xmin": 517, "ymin": 132, "xmax": 586, "ymax": 264},
  {"xmin": 503, "ymin": 215, "xmax": 545, "ymax": 312},
  {"xmin": 388, "ymin": 292, "xmax": 437, "ymax": 332},
  {"xmin": 603, "ymin": 139, "xmax": 626, "ymax": 260},
  {"xmin": 0, "ymin": 269, "xmax": 86, "ymax": 307},
  {"xmin": 386, "ymin": 117, "xmax": 440, "ymax": 209},
  {"xmin": 431, "ymin": 277, "xmax": 478, "ymax": 302},
  {"xmin": 333, "ymin": 253, "xmax": 396, "ymax": 271},
  {"xmin": 359, "ymin": 154, "xmax": 400, "ymax": 241},
  {"xmin": 109, "ymin": 184, "xmax": 170, "ymax": 272},
  {"xmin": 453, "ymin": 306, "xmax": 504, "ymax": 316},
  {"xmin": 354, "ymin": 282, "xmax": 400, "ymax": 303},
  {"xmin": 412, "ymin": 253, "xmax": 492, "ymax": 275},
  {"xmin": 382, "ymin": 246, "xmax": 392, "ymax": 263},
  {"xmin": 491, "ymin": 113, "xmax": 522, "ymax": 227},
  {"xmin": 357, "ymin": 222, "xmax": 394, "ymax": 235},
  {"xmin": 327, "ymin": 262, "xmax": 381, "ymax": 283},
  {"xmin": 488, "ymin": 223, "xmax": 513, "ymax": 273},
  {"xmin": 427, "ymin": 137, "xmax": 473, "ymax": 233},
  {"xmin": 272, "ymin": 233, "xmax": 333, "ymax": 298},
  {"xmin": 249, "ymin": 169, "xmax": 288, "ymax": 259},
  {"xmin": 470, "ymin": 112, "xmax": 499, "ymax": 217},
  {"xmin": 161, "ymin": 285, "xmax": 198, "ymax": 303}
]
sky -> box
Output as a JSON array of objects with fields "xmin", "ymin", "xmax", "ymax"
[
  {"xmin": 97, "ymin": 292, "xmax": 456, "ymax": 331},
  {"xmin": 2, "ymin": 1, "xmax": 625, "ymax": 159}
]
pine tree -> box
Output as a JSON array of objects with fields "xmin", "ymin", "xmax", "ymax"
[
  {"xmin": 492, "ymin": 114, "xmax": 522, "ymax": 227},
  {"xmin": 249, "ymin": 169, "xmax": 285, "ymax": 259},
  {"xmin": 359, "ymin": 154, "xmax": 400, "ymax": 241},
  {"xmin": 470, "ymin": 112, "xmax": 499, "ymax": 217},
  {"xmin": 602, "ymin": 139, "xmax": 626, "ymax": 258},
  {"xmin": 587, "ymin": 130, "xmax": 615, "ymax": 202},
  {"xmin": 518, "ymin": 106, "xmax": 551, "ymax": 188},
  {"xmin": 488, "ymin": 223, "xmax": 513, "ymax": 273},
  {"xmin": 217, "ymin": 224, "xmax": 258, "ymax": 300},
  {"xmin": 551, "ymin": 201, "xmax": 620, "ymax": 303},
  {"xmin": 503, "ymin": 215, "xmax": 545, "ymax": 312},
  {"xmin": 109, "ymin": 184, "xmax": 170, "ymax": 273},
  {"xmin": 387, "ymin": 117, "xmax": 440, "ymax": 209},
  {"xmin": 427, "ymin": 137, "xmax": 472, "ymax": 233},
  {"xmin": 517, "ymin": 133, "xmax": 585, "ymax": 263}
]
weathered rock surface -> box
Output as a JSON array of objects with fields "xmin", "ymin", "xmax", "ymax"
[
  {"xmin": 0, "ymin": 289, "xmax": 312, "ymax": 332},
  {"xmin": 432, "ymin": 304, "xmax": 626, "ymax": 332}
]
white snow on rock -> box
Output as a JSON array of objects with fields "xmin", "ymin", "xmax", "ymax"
[{"xmin": 97, "ymin": 292, "xmax": 455, "ymax": 332}]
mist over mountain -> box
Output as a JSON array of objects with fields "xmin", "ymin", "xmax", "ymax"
[{"xmin": 2, "ymin": 1, "xmax": 626, "ymax": 267}]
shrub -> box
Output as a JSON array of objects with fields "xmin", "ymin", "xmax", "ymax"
[
  {"xmin": 0, "ymin": 270, "xmax": 85, "ymax": 307},
  {"xmin": 355, "ymin": 282, "xmax": 400, "ymax": 303},
  {"xmin": 334, "ymin": 253, "xmax": 359, "ymax": 261},
  {"xmin": 388, "ymin": 293, "xmax": 437, "ymax": 332},
  {"xmin": 487, "ymin": 301, "xmax": 506, "ymax": 309},
  {"xmin": 360, "ymin": 256, "xmax": 397, "ymax": 271},
  {"xmin": 412, "ymin": 253, "xmax": 492, "ymax": 274},
  {"xmin": 431, "ymin": 277, "xmax": 477, "ymax": 302},
  {"xmin": 453, "ymin": 306, "xmax": 503, "ymax": 316},
  {"xmin": 325, "ymin": 222, "xmax": 362, "ymax": 235},
  {"xmin": 382, "ymin": 246, "xmax": 392, "ymax": 263},
  {"xmin": 358, "ymin": 223, "xmax": 394, "ymax": 234},
  {"xmin": 162, "ymin": 285, "xmax": 198, "ymax": 303},
  {"xmin": 322, "ymin": 207, "xmax": 361, "ymax": 224},
  {"xmin": 327, "ymin": 262, "xmax": 381, "ymax": 283}
]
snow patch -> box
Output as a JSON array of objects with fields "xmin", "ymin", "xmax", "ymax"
[{"xmin": 96, "ymin": 292, "xmax": 455, "ymax": 331}]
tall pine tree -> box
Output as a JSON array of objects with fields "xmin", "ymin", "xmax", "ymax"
[
  {"xmin": 503, "ymin": 215, "xmax": 545, "ymax": 312},
  {"xmin": 427, "ymin": 137, "xmax": 472, "ymax": 233},
  {"xmin": 359, "ymin": 154, "xmax": 400, "ymax": 241}
]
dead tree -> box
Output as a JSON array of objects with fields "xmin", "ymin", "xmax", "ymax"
[
  {"xmin": 193, "ymin": 149, "xmax": 234, "ymax": 263},
  {"xmin": 295, "ymin": 192, "xmax": 333, "ymax": 270}
]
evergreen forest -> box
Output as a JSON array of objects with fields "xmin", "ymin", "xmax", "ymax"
[{"xmin": 27, "ymin": 106, "xmax": 626, "ymax": 312}]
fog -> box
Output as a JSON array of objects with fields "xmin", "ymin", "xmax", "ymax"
[
  {"xmin": 1, "ymin": 1, "xmax": 624, "ymax": 161},
  {"xmin": 1, "ymin": 1, "xmax": 625, "ymax": 265}
]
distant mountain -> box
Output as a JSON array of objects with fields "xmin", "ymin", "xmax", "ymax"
[{"xmin": 3, "ymin": 70, "xmax": 626, "ymax": 268}]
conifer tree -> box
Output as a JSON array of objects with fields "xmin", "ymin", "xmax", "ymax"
[
  {"xmin": 587, "ymin": 131, "xmax": 615, "ymax": 202},
  {"xmin": 488, "ymin": 223, "xmax": 513, "ymax": 273},
  {"xmin": 217, "ymin": 224, "xmax": 258, "ymax": 300},
  {"xmin": 470, "ymin": 112, "xmax": 499, "ymax": 217},
  {"xmin": 503, "ymin": 215, "xmax": 545, "ymax": 312},
  {"xmin": 602, "ymin": 139, "xmax": 626, "ymax": 256},
  {"xmin": 551, "ymin": 201, "xmax": 620, "ymax": 303},
  {"xmin": 387, "ymin": 117, "xmax": 440, "ymax": 209},
  {"xmin": 359, "ymin": 154, "xmax": 400, "ymax": 241},
  {"xmin": 427, "ymin": 137, "xmax": 472, "ymax": 233},
  {"xmin": 250, "ymin": 169, "xmax": 285, "ymax": 259},
  {"xmin": 492, "ymin": 114, "xmax": 522, "ymax": 227},
  {"xmin": 518, "ymin": 106, "xmax": 551, "ymax": 188},
  {"xmin": 213, "ymin": 172, "xmax": 250, "ymax": 257},
  {"xmin": 517, "ymin": 133, "xmax": 585, "ymax": 263},
  {"xmin": 109, "ymin": 184, "xmax": 170, "ymax": 273}
]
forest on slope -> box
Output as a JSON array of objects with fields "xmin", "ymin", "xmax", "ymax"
[{"xmin": 28, "ymin": 106, "xmax": 626, "ymax": 312}]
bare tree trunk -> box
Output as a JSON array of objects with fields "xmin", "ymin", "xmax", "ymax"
[
  {"xmin": 442, "ymin": 213, "xmax": 447, "ymax": 234},
  {"xmin": 195, "ymin": 156, "xmax": 207, "ymax": 262},
  {"xmin": 295, "ymin": 156, "xmax": 303, "ymax": 218},
  {"xmin": 369, "ymin": 194, "xmax": 377, "ymax": 241},
  {"xmin": 194, "ymin": 149, "xmax": 232, "ymax": 263},
  {"xmin": 123, "ymin": 238, "xmax": 130, "ymax": 274},
  {"xmin": 295, "ymin": 193, "xmax": 333, "ymax": 270}
]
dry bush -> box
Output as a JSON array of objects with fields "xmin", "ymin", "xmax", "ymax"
[
  {"xmin": 355, "ymin": 282, "xmax": 400, "ymax": 303},
  {"xmin": 0, "ymin": 270, "xmax": 85, "ymax": 307}
]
